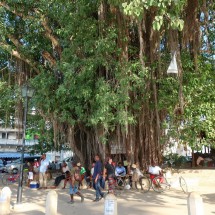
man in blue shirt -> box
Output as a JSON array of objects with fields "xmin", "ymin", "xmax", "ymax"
[
  {"xmin": 92, "ymin": 155, "xmax": 104, "ymax": 202},
  {"xmin": 115, "ymin": 162, "xmax": 126, "ymax": 176}
]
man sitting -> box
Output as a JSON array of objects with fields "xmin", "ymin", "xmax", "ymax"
[
  {"xmin": 130, "ymin": 164, "xmax": 143, "ymax": 182},
  {"xmin": 147, "ymin": 160, "xmax": 164, "ymax": 189},
  {"xmin": 148, "ymin": 160, "xmax": 163, "ymax": 180},
  {"xmin": 115, "ymin": 162, "xmax": 127, "ymax": 187},
  {"xmin": 51, "ymin": 161, "xmax": 70, "ymax": 188},
  {"xmin": 115, "ymin": 162, "xmax": 126, "ymax": 177},
  {"xmin": 196, "ymin": 156, "xmax": 204, "ymax": 166}
]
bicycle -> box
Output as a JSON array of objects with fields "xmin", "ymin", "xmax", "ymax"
[
  {"xmin": 115, "ymin": 173, "xmax": 151, "ymax": 193},
  {"xmin": 133, "ymin": 174, "xmax": 151, "ymax": 193},
  {"xmin": 151, "ymin": 171, "xmax": 188, "ymax": 193},
  {"xmin": 2, "ymin": 172, "xmax": 28, "ymax": 186},
  {"xmin": 116, "ymin": 175, "xmax": 130, "ymax": 189}
]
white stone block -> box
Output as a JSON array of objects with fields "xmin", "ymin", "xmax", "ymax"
[
  {"xmin": 187, "ymin": 192, "xmax": 204, "ymax": 215},
  {"xmin": 104, "ymin": 193, "xmax": 117, "ymax": 215},
  {"xmin": 0, "ymin": 187, "xmax": 12, "ymax": 215},
  {"xmin": 46, "ymin": 190, "xmax": 58, "ymax": 215}
]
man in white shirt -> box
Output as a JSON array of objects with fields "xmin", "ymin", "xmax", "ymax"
[
  {"xmin": 39, "ymin": 154, "xmax": 49, "ymax": 189},
  {"xmin": 148, "ymin": 161, "xmax": 162, "ymax": 181}
]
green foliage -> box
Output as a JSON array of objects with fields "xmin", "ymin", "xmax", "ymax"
[
  {"xmin": 0, "ymin": 81, "xmax": 16, "ymax": 127},
  {"xmin": 163, "ymin": 152, "xmax": 191, "ymax": 168},
  {"xmin": 0, "ymin": 0, "xmax": 214, "ymax": 156},
  {"xmin": 122, "ymin": 0, "xmax": 185, "ymax": 31},
  {"xmin": 181, "ymin": 55, "xmax": 215, "ymax": 147},
  {"xmin": 162, "ymin": 52, "xmax": 215, "ymax": 149}
]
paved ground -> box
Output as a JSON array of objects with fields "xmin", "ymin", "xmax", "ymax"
[{"xmin": 0, "ymin": 170, "xmax": 215, "ymax": 215}]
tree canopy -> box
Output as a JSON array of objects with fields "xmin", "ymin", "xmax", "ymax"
[{"xmin": 0, "ymin": 0, "xmax": 214, "ymax": 166}]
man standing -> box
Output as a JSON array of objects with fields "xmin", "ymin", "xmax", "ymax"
[
  {"xmin": 92, "ymin": 155, "xmax": 104, "ymax": 202},
  {"xmin": 33, "ymin": 158, "xmax": 39, "ymax": 181},
  {"xmin": 39, "ymin": 154, "xmax": 49, "ymax": 189},
  {"xmin": 33, "ymin": 159, "xmax": 39, "ymax": 173},
  {"xmin": 103, "ymin": 157, "xmax": 115, "ymax": 193}
]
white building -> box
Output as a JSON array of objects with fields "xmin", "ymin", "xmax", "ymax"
[
  {"xmin": 0, "ymin": 127, "xmax": 73, "ymax": 161},
  {"xmin": 0, "ymin": 127, "xmax": 38, "ymax": 152}
]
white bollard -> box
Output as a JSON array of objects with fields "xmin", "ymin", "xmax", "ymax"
[
  {"xmin": 104, "ymin": 193, "xmax": 117, "ymax": 215},
  {"xmin": 45, "ymin": 190, "xmax": 58, "ymax": 215},
  {"xmin": 0, "ymin": 187, "xmax": 12, "ymax": 215},
  {"xmin": 187, "ymin": 192, "xmax": 204, "ymax": 215}
]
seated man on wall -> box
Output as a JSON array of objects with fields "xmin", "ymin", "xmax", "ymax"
[
  {"xmin": 51, "ymin": 161, "xmax": 70, "ymax": 188},
  {"xmin": 115, "ymin": 162, "xmax": 126, "ymax": 177},
  {"xmin": 148, "ymin": 160, "xmax": 163, "ymax": 181},
  {"xmin": 196, "ymin": 156, "xmax": 204, "ymax": 166}
]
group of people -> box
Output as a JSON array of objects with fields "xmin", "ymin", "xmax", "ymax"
[
  {"xmin": 24, "ymin": 154, "xmax": 48, "ymax": 188},
  {"xmin": 27, "ymin": 153, "xmax": 162, "ymax": 204},
  {"xmin": 58, "ymin": 155, "xmax": 163, "ymax": 203}
]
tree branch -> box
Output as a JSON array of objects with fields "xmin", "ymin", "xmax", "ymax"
[
  {"xmin": 41, "ymin": 16, "xmax": 62, "ymax": 58},
  {"xmin": 42, "ymin": 51, "xmax": 56, "ymax": 67},
  {"xmin": 0, "ymin": 42, "xmax": 40, "ymax": 74},
  {"xmin": 0, "ymin": 1, "xmax": 32, "ymax": 19},
  {"xmin": 0, "ymin": 2, "xmax": 62, "ymax": 62}
]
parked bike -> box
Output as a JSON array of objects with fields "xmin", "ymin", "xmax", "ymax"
[{"xmin": 2, "ymin": 173, "xmax": 27, "ymax": 186}]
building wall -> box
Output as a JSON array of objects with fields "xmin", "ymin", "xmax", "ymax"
[{"xmin": 0, "ymin": 127, "xmax": 38, "ymax": 152}]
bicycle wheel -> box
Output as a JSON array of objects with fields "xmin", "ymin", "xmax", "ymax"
[
  {"xmin": 116, "ymin": 177, "xmax": 124, "ymax": 189},
  {"xmin": 152, "ymin": 176, "xmax": 169, "ymax": 193},
  {"xmin": 124, "ymin": 178, "xmax": 131, "ymax": 190},
  {"xmin": 138, "ymin": 175, "xmax": 151, "ymax": 193},
  {"xmin": 179, "ymin": 176, "xmax": 188, "ymax": 194}
]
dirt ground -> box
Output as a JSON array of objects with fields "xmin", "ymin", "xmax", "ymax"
[{"xmin": 0, "ymin": 169, "xmax": 214, "ymax": 215}]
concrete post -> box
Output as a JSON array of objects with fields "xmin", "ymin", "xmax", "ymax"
[
  {"xmin": 46, "ymin": 190, "xmax": 58, "ymax": 215},
  {"xmin": 104, "ymin": 193, "xmax": 117, "ymax": 215},
  {"xmin": 0, "ymin": 187, "xmax": 12, "ymax": 215},
  {"xmin": 187, "ymin": 192, "xmax": 204, "ymax": 215}
]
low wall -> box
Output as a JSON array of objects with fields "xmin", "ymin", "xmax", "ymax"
[{"xmin": 178, "ymin": 169, "xmax": 215, "ymax": 192}]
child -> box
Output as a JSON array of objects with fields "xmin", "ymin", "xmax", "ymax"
[
  {"xmin": 27, "ymin": 164, "xmax": 34, "ymax": 187},
  {"xmin": 64, "ymin": 170, "xmax": 84, "ymax": 204}
]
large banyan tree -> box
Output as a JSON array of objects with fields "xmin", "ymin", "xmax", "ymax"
[{"xmin": 0, "ymin": 0, "xmax": 214, "ymax": 167}]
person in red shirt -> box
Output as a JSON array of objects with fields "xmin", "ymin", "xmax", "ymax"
[{"xmin": 33, "ymin": 159, "xmax": 39, "ymax": 172}]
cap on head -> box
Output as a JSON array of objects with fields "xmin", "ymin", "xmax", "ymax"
[
  {"xmin": 77, "ymin": 162, "xmax": 81, "ymax": 167},
  {"xmin": 131, "ymin": 164, "xmax": 137, "ymax": 169}
]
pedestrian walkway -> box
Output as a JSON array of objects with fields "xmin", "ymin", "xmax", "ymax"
[
  {"xmin": 3, "ymin": 181, "xmax": 215, "ymax": 215},
  {"xmin": 0, "ymin": 169, "xmax": 215, "ymax": 215}
]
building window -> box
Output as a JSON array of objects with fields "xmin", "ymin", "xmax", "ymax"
[
  {"xmin": 2, "ymin": 133, "xmax": 7, "ymax": 139},
  {"xmin": 16, "ymin": 133, "xmax": 23, "ymax": 139}
]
